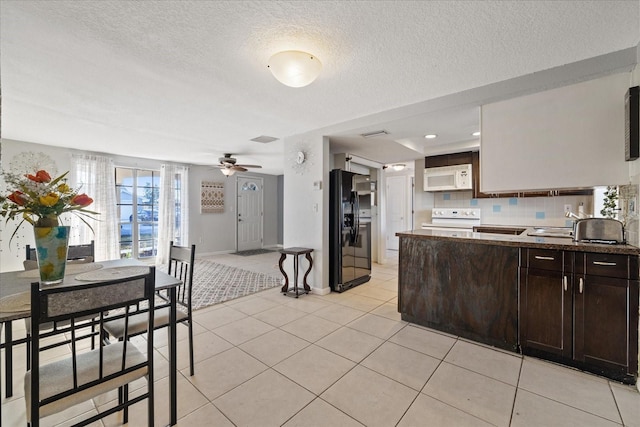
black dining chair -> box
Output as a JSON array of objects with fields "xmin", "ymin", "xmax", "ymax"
[
  {"xmin": 25, "ymin": 267, "xmax": 156, "ymax": 427},
  {"xmin": 104, "ymin": 242, "xmax": 197, "ymax": 375}
]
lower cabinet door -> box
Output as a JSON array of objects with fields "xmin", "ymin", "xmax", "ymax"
[
  {"xmin": 519, "ymin": 267, "xmax": 572, "ymax": 358},
  {"xmin": 574, "ymin": 275, "xmax": 638, "ymax": 376}
]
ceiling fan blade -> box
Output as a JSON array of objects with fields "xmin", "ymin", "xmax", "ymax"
[
  {"xmin": 232, "ymin": 166, "xmax": 248, "ymax": 172},
  {"xmin": 234, "ymin": 164, "xmax": 262, "ymax": 168}
]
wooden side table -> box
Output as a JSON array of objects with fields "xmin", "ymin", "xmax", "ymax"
[{"xmin": 278, "ymin": 247, "xmax": 313, "ymax": 297}]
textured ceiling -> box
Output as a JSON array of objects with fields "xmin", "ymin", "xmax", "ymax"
[{"xmin": 1, "ymin": 1, "xmax": 639, "ymax": 174}]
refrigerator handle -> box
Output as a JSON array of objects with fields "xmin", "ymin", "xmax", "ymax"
[{"xmin": 354, "ymin": 191, "xmax": 360, "ymax": 242}]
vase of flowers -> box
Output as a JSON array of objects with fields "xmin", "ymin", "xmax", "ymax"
[{"xmin": 0, "ymin": 169, "xmax": 97, "ymax": 284}]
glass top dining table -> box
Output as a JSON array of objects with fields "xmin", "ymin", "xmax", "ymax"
[{"xmin": 0, "ymin": 258, "xmax": 182, "ymax": 425}]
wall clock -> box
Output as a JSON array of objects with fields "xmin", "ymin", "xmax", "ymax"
[
  {"xmin": 296, "ymin": 151, "xmax": 306, "ymax": 165},
  {"xmin": 290, "ymin": 142, "xmax": 313, "ymax": 175}
]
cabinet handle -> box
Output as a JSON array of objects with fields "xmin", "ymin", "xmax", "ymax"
[
  {"xmin": 534, "ymin": 256, "xmax": 555, "ymax": 261},
  {"xmin": 579, "ymin": 277, "xmax": 584, "ymax": 293},
  {"xmin": 563, "ymin": 276, "xmax": 567, "ymax": 291},
  {"xmin": 592, "ymin": 261, "xmax": 616, "ymax": 266}
]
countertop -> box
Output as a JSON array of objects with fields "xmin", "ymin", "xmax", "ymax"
[{"xmin": 397, "ymin": 227, "xmax": 640, "ymax": 255}]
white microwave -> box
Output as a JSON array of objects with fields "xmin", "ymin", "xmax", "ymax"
[{"xmin": 423, "ymin": 164, "xmax": 473, "ymax": 192}]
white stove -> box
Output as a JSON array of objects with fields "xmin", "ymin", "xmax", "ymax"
[{"xmin": 421, "ymin": 208, "xmax": 482, "ymax": 231}]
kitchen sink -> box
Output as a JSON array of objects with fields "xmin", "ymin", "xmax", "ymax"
[
  {"xmin": 526, "ymin": 227, "xmax": 574, "ymax": 238},
  {"xmin": 473, "ymin": 226, "xmax": 527, "ymax": 235}
]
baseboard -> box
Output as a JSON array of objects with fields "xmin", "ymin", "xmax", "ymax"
[
  {"xmin": 196, "ymin": 250, "xmax": 235, "ymax": 258},
  {"xmin": 311, "ymin": 286, "xmax": 331, "ymax": 296}
]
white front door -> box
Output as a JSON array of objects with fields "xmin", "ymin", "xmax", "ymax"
[
  {"xmin": 237, "ymin": 176, "xmax": 264, "ymax": 252},
  {"xmin": 386, "ymin": 175, "xmax": 408, "ymax": 251}
]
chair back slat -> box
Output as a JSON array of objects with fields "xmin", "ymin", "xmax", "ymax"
[
  {"xmin": 70, "ymin": 319, "xmax": 78, "ymax": 389},
  {"xmin": 41, "ymin": 278, "xmax": 146, "ymax": 321},
  {"xmin": 67, "ymin": 241, "xmax": 95, "ymax": 260}
]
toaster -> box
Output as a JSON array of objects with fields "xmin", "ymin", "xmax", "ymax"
[{"xmin": 573, "ymin": 218, "xmax": 625, "ymax": 244}]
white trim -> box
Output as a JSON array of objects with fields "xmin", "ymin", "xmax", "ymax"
[{"xmin": 311, "ymin": 286, "xmax": 331, "ymax": 296}]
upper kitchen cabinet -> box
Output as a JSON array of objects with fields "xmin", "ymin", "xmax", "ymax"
[{"xmin": 480, "ymin": 72, "xmax": 631, "ymax": 193}]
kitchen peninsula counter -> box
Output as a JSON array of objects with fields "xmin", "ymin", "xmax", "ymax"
[{"xmin": 396, "ymin": 228, "xmax": 639, "ymax": 383}]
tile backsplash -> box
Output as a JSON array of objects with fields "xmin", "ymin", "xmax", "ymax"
[{"xmin": 430, "ymin": 191, "xmax": 593, "ymax": 228}]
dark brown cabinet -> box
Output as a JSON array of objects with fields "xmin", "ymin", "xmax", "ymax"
[
  {"xmin": 424, "ymin": 151, "xmax": 474, "ymax": 168},
  {"xmin": 520, "ymin": 249, "xmax": 639, "ymax": 383},
  {"xmin": 573, "ymin": 253, "xmax": 639, "ymax": 381},
  {"xmin": 520, "ymin": 249, "xmax": 573, "ymax": 359}
]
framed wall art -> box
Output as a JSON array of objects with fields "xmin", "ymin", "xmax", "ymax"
[{"xmin": 201, "ymin": 181, "xmax": 224, "ymax": 213}]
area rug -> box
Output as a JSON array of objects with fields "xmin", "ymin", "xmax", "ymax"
[
  {"xmin": 158, "ymin": 259, "xmax": 281, "ymax": 310},
  {"xmin": 233, "ymin": 248, "xmax": 276, "ymax": 256}
]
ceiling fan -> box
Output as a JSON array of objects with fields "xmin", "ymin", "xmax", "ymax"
[{"xmin": 214, "ymin": 153, "xmax": 262, "ymax": 176}]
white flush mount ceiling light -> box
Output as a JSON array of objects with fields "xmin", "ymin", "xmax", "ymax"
[
  {"xmin": 268, "ymin": 50, "xmax": 322, "ymax": 88},
  {"xmin": 424, "ymin": 134, "xmax": 437, "ymax": 139},
  {"xmin": 392, "ymin": 164, "xmax": 406, "ymax": 171},
  {"xmin": 472, "ymin": 131, "xmax": 481, "ymax": 137}
]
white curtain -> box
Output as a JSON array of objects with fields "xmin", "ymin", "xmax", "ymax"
[
  {"xmin": 69, "ymin": 154, "xmax": 120, "ymax": 261},
  {"xmin": 157, "ymin": 164, "xmax": 189, "ymax": 264}
]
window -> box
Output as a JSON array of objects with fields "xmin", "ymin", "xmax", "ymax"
[
  {"xmin": 241, "ymin": 181, "xmax": 259, "ymax": 191},
  {"xmin": 115, "ymin": 168, "xmax": 160, "ymax": 259}
]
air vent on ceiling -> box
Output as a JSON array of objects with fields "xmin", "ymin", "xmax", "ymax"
[
  {"xmin": 360, "ymin": 130, "xmax": 389, "ymax": 138},
  {"xmin": 250, "ymin": 135, "xmax": 279, "ymax": 143}
]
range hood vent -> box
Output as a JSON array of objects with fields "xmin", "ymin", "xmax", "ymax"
[{"xmin": 360, "ymin": 130, "xmax": 389, "ymax": 138}]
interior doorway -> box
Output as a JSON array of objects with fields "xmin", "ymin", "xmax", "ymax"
[
  {"xmin": 237, "ymin": 176, "xmax": 264, "ymax": 252},
  {"xmin": 386, "ymin": 175, "xmax": 409, "ymax": 251}
]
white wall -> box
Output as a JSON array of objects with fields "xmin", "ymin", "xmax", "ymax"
[
  {"xmin": 627, "ymin": 63, "xmax": 640, "ymax": 248},
  {"xmin": 0, "ymin": 139, "xmax": 281, "ymax": 272},
  {"xmin": 413, "ymin": 157, "xmax": 435, "ymax": 226},
  {"xmin": 627, "ymin": 58, "xmax": 639, "ymax": 393},
  {"xmin": 282, "ymin": 133, "xmax": 329, "ymax": 294}
]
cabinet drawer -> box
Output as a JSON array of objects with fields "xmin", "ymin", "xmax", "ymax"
[
  {"xmin": 585, "ymin": 253, "xmax": 630, "ymax": 279},
  {"xmin": 527, "ymin": 249, "xmax": 563, "ymax": 271}
]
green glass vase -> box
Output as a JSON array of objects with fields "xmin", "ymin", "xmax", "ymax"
[{"xmin": 34, "ymin": 226, "xmax": 70, "ymax": 285}]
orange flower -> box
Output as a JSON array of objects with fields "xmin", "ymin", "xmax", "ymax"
[
  {"xmin": 25, "ymin": 170, "xmax": 52, "ymax": 183},
  {"xmin": 7, "ymin": 191, "xmax": 27, "ymax": 206},
  {"xmin": 39, "ymin": 193, "xmax": 60, "ymax": 207},
  {"xmin": 71, "ymin": 193, "xmax": 93, "ymax": 207}
]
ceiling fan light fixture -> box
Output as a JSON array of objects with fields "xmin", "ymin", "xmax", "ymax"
[
  {"xmin": 268, "ymin": 50, "xmax": 322, "ymax": 88},
  {"xmin": 221, "ymin": 168, "xmax": 235, "ymax": 177}
]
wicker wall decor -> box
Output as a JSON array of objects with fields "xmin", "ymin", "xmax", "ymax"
[{"xmin": 201, "ymin": 181, "xmax": 224, "ymax": 213}]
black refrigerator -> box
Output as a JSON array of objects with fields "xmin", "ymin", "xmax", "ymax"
[{"xmin": 329, "ymin": 169, "xmax": 371, "ymax": 292}]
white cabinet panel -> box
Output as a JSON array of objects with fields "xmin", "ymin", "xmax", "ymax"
[{"xmin": 480, "ymin": 73, "xmax": 631, "ymax": 193}]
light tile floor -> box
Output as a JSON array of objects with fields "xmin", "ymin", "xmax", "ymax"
[{"xmin": 2, "ymin": 250, "xmax": 640, "ymax": 426}]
